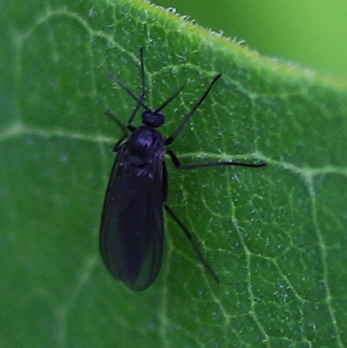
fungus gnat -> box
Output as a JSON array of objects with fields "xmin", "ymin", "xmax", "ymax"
[{"xmin": 100, "ymin": 48, "xmax": 266, "ymax": 291}]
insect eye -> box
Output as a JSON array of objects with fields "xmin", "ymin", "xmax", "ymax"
[{"xmin": 142, "ymin": 110, "xmax": 165, "ymax": 128}]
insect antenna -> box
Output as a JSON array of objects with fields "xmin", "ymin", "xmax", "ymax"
[
  {"xmin": 105, "ymin": 69, "xmax": 150, "ymax": 112},
  {"xmin": 126, "ymin": 47, "xmax": 146, "ymax": 126},
  {"xmin": 154, "ymin": 85, "xmax": 185, "ymax": 113},
  {"xmin": 105, "ymin": 48, "xmax": 151, "ymax": 129}
]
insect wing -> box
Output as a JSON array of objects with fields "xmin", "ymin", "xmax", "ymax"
[{"xmin": 100, "ymin": 148, "xmax": 164, "ymax": 291}]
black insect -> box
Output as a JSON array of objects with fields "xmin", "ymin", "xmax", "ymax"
[{"xmin": 100, "ymin": 48, "xmax": 266, "ymax": 291}]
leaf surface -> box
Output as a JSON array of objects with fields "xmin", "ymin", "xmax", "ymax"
[{"xmin": 1, "ymin": 0, "xmax": 346, "ymax": 347}]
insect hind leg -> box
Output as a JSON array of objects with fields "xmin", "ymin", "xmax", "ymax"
[{"xmin": 164, "ymin": 204, "xmax": 220, "ymax": 283}]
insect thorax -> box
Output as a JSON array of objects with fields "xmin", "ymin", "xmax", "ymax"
[{"xmin": 126, "ymin": 126, "xmax": 165, "ymax": 159}]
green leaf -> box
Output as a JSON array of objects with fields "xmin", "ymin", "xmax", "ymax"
[{"xmin": 1, "ymin": 0, "xmax": 346, "ymax": 347}]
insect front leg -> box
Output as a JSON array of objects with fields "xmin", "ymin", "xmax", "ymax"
[
  {"xmin": 104, "ymin": 110, "xmax": 133, "ymax": 151},
  {"xmin": 167, "ymin": 149, "xmax": 267, "ymax": 169}
]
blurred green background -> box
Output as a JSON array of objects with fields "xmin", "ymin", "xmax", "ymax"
[{"xmin": 153, "ymin": 0, "xmax": 347, "ymax": 80}]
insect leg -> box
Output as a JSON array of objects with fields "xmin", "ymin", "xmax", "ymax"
[
  {"xmin": 165, "ymin": 73, "xmax": 222, "ymax": 145},
  {"xmin": 164, "ymin": 204, "xmax": 220, "ymax": 283},
  {"xmin": 167, "ymin": 149, "xmax": 267, "ymax": 169},
  {"xmin": 105, "ymin": 110, "xmax": 128, "ymax": 137},
  {"xmin": 104, "ymin": 110, "xmax": 130, "ymax": 151}
]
